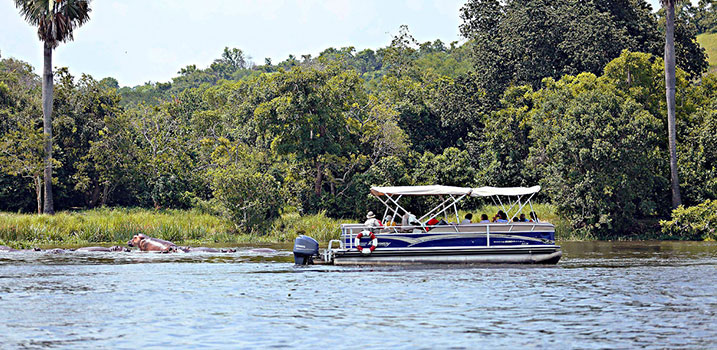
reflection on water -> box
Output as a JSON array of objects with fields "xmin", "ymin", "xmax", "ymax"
[{"xmin": 0, "ymin": 241, "xmax": 715, "ymax": 349}]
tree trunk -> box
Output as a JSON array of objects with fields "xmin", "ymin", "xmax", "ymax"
[
  {"xmin": 42, "ymin": 42, "xmax": 55, "ymax": 214},
  {"xmin": 664, "ymin": 1, "xmax": 682, "ymax": 209},
  {"xmin": 314, "ymin": 162, "xmax": 323, "ymax": 197},
  {"xmin": 89, "ymin": 182, "xmax": 101, "ymax": 208},
  {"xmin": 100, "ymin": 182, "xmax": 110, "ymax": 207},
  {"xmin": 35, "ymin": 175, "xmax": 43, "ymax": 215}
]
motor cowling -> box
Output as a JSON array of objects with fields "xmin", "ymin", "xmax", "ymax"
[{"xmin": 293, "ymin": 235, "xmax": 319, "ymax": 265}]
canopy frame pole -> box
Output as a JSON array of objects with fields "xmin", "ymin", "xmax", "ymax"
[
  {"xmin": 381, "ymin": 194, "xmax": 409, "ymax": 220},
  {"xmin": 373, "ymin": 194, "xmax": 407, "ymax": 224},
  {"xmin": 419, "ymin": 196, "xmax": 460, "ymax": 222},
  {"xmin": 517, "ymin": 193, "xmax": 536, "ymax": 218},
  {"xmin": 513, "ymin": 192, "xmax": 537, "ymax": 221},
  {"xmin": 419, "ymin": 196, "xmax": 452, "ymax": 221},
  {"xmin": 419, "ymin": 194, "xmax": 466, "ymax": 222},
  {"xmin": 419, "ymin": 194, "xmax": 467, "ymax": 223},
  {"xmin": 528, "ymin": 199, "xmax": 538, "ymax": 222},
  {"xmin": 513, "ymin": 197, "xmax": 523, "ymax": 221},
  {"xmin": 496, "ymin": 195, "xmax": 507, "ymax": 217},
  {"xmin": 505, "ymin": 195, "xmax": 522, "ymax": 221},
  {"xmin": 392, "ymin": 195, "xmax": 403, "ymax": 223}
]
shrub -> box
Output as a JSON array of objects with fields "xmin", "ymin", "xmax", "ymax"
[{"xmin": 660, "ymin": 200, "xmax": 717, "ymax": 241}]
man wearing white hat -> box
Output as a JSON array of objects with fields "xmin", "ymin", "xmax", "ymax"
[{"xmin": 364, "ymin": 211, "xmax": 381, "ymax": 227}]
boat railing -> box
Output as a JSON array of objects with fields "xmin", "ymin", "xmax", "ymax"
[{"xmin": 339, "ymin": 222, "xmax": 554, "ymax": 250}]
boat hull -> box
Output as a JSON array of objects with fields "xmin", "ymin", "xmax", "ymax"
[{"xmin": 331, "ymin": 245, "xmax": 562, "ymax": 265}]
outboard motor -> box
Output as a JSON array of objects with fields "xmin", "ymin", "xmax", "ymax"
[{"xmin": 293, "ymin": 235, "xmax": 319, "ymax": 265}]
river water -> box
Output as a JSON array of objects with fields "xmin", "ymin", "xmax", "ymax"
[{"xmin": 0, "ymin": 241, "xmax": 715, "ymax": 349}]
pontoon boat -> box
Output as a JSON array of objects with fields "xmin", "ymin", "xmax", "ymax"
[{"xmin": 293, "ymin": 185, "xmax": 562, "ymax": 265}]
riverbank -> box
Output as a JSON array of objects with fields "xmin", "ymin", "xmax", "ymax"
[
  {"xmin": 0, "ymin": 208, "xmax": 235, "ymax": 249},
  {"xmin": 0, "ymin": 205, "xmax": 665, "ymax": 249}
]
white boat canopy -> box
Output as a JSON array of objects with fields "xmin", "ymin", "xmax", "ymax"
[
  {"xmin": 370, "ymin": 185, "xmax": 472, "ymax": 225},
  {"xmin": 370, "ymin": 185, "xmax": 472, "ymax": 197},
  {"xmin": 470, "ymin": 186, "xmax": 541, "ymax": 197},
  {"xmin": 368, "ymin": 185, "xmax": 544, "ymax": 225},
  {"xmin": 471, "ymin": 186, "xmax": 542, "ymax": 222}
]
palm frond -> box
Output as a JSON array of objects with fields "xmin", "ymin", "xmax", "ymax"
[{"xmin": 14, "ymin": 0, "xmax": 92, "ymax": 47}]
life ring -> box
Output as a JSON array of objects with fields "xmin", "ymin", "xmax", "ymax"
[{"xmin": 355, "ymin": 230, "xmax": 378, "ymax": 255}]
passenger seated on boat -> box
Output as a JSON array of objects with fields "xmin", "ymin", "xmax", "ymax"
[
  {"xmin": 364, "ymin": 211, "xmax": 382, "ymax": 227},
  {"xmin": 479, "ymin": 214, "xmax": 490, "ymax": 223},
  {"xmin": 494, "ymin": 211, "xmax": 509, "ymax": 223},
  {"xmin": 461, "ymin": 213, "xmax": 472, "ymax": 224},
  {"xmin": 529, "ymin": 211, "xmax": 540, "ymax": 223},
  {"xmin": 401, "ymin": 212, "xmax": 420, "ymax": 227},
  {"xmin": 383, "ymin": 216, "xmax": 396, "ymax": 226},
  {"xmin": 426, "ymin": 218, "xmax": 440, "ymax": 226},
  {"xmin": 518, "ymin": 213, "xmax": 529, "ymax": 222}
]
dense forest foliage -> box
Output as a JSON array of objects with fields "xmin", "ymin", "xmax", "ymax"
[{"xmin": 1, "ymin": 0, "xmax": 716, "ymax": 238}]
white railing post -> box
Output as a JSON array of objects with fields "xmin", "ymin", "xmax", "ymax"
[{"xmin": 487, "ymin": 225, "xmax": 490, "ymax": 247}]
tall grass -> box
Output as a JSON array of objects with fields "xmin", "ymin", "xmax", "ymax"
[
  {"xmin": 267, "ymin": 210, "xmax": 352, "ymax": 242},
  {"xmin": 0, "ymin": 208, "xmax": 233, "ymax": 248}
]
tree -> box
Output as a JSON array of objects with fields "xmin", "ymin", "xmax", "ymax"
[
  {"xmin": 662, "ymin": 0, "xmax": 683, "ymax": 209},
  {"xmin": 528, "ymin": 74, "xmax": 666, "ymax": 237},
  {"xmin": 693, "ymin": 0, "xmax": 717, "ymax": 34},
  {"xmin": 382, "ymin": 25, "xmax": 420, "ymax": 79},
  {"xmin": 206, "ymin": 138, "xmax": 284, "ymax": 231},
  {"xmin": 0, "ymin": 122, "xmax": 48, "ymax": 214},
  {"xmin": 254, "ymin": 66, "xmax": 363, "ymax": 200},
  {"xmin": 0, "ymin": 59, "xmax": 46, "ymax": 213},
  {"xmin": 50, "ymin": 70, "xmax": 125, "ymax": 208},
  {"xmin": 14, "ymin": 0, "xmax": 91, "ymax": 214},
  {"xmin": 468, "ymin": 85, "xmax": 535, "ymax": 188},
  {"xmin": 459, "ymin": 0, "xmax": 665, "ymax": 106},
  {"xmin": 678, "ymin": 94, "xmax": 717, "ymax": 205}
]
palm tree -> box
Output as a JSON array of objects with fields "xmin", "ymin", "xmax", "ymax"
[
  {"xmin": 661, "ymin": 0, "xmax": 682, "ymax": 209},
  {"xmin": 14, "ymin": 0, "xmax": 91, "ymax": 214}
]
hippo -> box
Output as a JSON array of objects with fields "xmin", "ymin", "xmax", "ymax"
[
  {"xmin": 127, "ymin": 234, "xmax": 180, "ymax": 253},
  {"xmin": 76, "ymin": 246, "xmax": 130, "ymax": 252},
  {"xmin": 0, "ymin": 245, "xmax": 19, "ymax": 252}
]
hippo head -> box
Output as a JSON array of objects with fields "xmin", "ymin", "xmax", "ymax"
[{"xmin": 127, "ymin": 234, "xmax": 147, "ymax": 247}]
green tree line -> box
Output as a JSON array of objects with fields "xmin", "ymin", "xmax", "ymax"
[{"xmin": 2, "ymin": 0, "xmax": 716, "ymax": 238}]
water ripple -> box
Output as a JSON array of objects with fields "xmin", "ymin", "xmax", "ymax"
[{"xmin": 0, "ymin": 242, "xmax": 715, "ymax": 349}]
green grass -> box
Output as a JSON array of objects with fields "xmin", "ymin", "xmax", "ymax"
[
  {"xmin": 0, "ymin": 208, "xmax": 235, "ymax": 249},
  {"xmin": 697, "ymin": 32, "xmax": 717, "ymax": 72},
  {"xmin": 267, "ymin": 210, "xmax": 354, "ymax": 243}
]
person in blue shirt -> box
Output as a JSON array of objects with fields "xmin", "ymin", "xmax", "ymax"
[
  {"xmin": 494, "ymin": 210, "xmax": 508, "ymax": 223},
  {"xmin": 479, "ymin": 214, "xmax": 490, "ymax": 223}
]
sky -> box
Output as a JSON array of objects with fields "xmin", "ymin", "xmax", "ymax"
[{"xmin": 0, "ymin": 0, "xmax": 674, "ymax": 87}]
